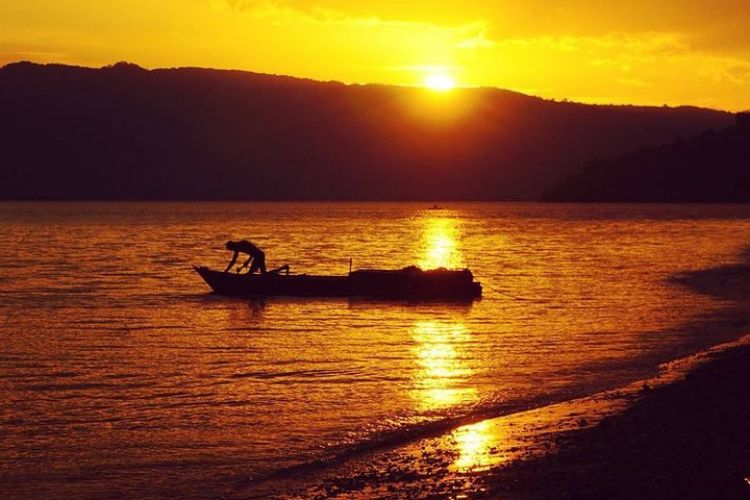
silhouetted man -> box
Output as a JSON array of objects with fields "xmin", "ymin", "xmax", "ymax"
[{"xmin": 225, "ymin": 240, "xmax": 266, "ymax": 274}]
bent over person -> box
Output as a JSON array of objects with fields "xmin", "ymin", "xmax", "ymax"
[{"xmin": 224, "ymin": 240, "xmax": 266, "ymax": 274}]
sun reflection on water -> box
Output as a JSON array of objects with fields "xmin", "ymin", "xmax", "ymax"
[
  {"xmin": 451, "ymin": 420, "xmax": 502, "ymax": 472},
  {"xmin": 411, "ymin": 321, "xmax": 476, "ymax": 411},
  {"xmin": 418, "ymin": 216, "xmax": 465, "ymax": 270}
]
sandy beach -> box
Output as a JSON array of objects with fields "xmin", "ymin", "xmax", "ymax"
[
  {"xmin": 486, "ymin": 342, "xmax": 750, "ymax": 500},
  {"xmin": 240, "ymin": 339, "xmax": 750, "ymax": 499}
]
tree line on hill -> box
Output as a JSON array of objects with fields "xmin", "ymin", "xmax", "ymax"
[{"xmin": 544, "ymin": 113, "xmax": 750, "ymax": 202}]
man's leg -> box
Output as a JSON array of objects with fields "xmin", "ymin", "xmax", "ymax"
[
  {"xmin": 249, "ymin": 255, "xmax": 267, "ymax": 274},
  {"xmin": 268, "ymin": 264, "xmax": 290, "ymax": 275}
]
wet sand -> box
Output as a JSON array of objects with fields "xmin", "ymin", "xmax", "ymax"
[
  {"xmin": 486, "ymin": 342, "xmax": 750, "ymax": 500},
  {"xmin": 239, "ymin": 340, "xmax": 750, "ymax": 499}
]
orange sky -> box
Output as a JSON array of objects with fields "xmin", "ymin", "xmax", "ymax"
[{"xmin": 1, "ymin": 0, "xmax": 749, "ymax": 110}]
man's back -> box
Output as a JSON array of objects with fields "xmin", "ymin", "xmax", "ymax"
[{"xmin": 236, "ymin": 240, "xmax": 263, "ymax": 257}]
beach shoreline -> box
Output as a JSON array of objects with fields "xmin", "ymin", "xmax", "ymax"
[
  {"xmin": 486, "ymin": 340, "xmax": 750, "ymax": 500},
  {"xmin": 241, "ymin": 337, "xmax": 750, "ymax": 499}
]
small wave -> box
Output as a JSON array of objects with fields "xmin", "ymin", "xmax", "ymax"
[
  {"xmin": 18, "ymin": 381, "xmax": 151, "ymax": 392},
  {"xmin": 243, "ymin": 394, "xmax": 555, "ymax": 486},
  {"xmin": 247, "ymin": 333, "xmax": 750, "ymax": 489},
  {"xmin": 227, "ymin": 367, "xmax": 363, "ymax": 381}
]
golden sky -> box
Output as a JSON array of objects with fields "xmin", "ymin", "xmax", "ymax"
[{"xmin": 1, "ymin": 0, "xmax": 749, "ymax": 110}]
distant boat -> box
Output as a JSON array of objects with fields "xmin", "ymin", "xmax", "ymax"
[
  {"xmin": 194, "ymin": 266, "xmax": 482, "ymax": 300},
  {"xmin": 428, "ymin": 204, "xmax": 442, "ymax": 210}
]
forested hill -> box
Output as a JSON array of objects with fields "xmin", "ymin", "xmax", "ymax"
[
  {"xmin": 0, "ymin": 61, "xmax": 732, "ymax": 200},
  {"xmin": 544, "ymin": 113, "xmax": 750, "ymax": 202}
]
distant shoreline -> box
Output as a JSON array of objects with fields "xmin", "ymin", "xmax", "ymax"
[
  {"xmin": 544, "ymin": 113, "xmax": 750, "ymax": 203},
  {"xmin": 0, "ymin": 198, "xmax": 750, "ymax": 201}
]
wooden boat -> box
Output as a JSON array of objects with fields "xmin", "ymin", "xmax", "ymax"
[{"xmin": 194, "ymin": 266, "xmax": 482, "ymax": 300}]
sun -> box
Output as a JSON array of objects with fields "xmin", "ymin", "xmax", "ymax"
[{"xmin": 424, "ymin": 74, "xmax": 455, "ymax": 92}]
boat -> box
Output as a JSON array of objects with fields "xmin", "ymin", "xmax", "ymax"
[{"xmin": 194, "ymin": 265, "xmax": 482, "ymax": 300}]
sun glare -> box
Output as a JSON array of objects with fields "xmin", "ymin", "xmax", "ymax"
[{"xmin": 424, "ymin": 74, "xmax": 455, "ymax": 92}]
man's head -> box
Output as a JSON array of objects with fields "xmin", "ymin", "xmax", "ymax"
[{"xmin": 225, "ymin": 241, "xmax": 237, "ymax": 251}]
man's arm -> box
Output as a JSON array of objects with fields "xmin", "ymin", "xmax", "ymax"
[
  {"xmin": 239, "ymin": 255, "xmax": 253, "ymax": 272},
  {"xmin": 224, "ymin": 251, "xmax": 239, "ymax": 273}
]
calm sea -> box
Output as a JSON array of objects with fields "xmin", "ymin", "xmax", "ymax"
[{"xmin": 2, "ymin": 202, "xmax": 749, "ymax": 497}]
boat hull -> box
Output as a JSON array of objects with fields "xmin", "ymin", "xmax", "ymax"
[{"xmin": 194, "ymin": 266, "xmax": 482, "ymax": 300}]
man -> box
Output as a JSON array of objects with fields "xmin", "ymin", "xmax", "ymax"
[{"xmin": 224, "ymin": 240, "xmax": 266, "ymax": 274}]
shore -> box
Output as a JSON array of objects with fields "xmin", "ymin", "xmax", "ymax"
[
  {"xmin": 486, "ymin": 342, "xmax": 750, "ymax": 500},
  {"xmin": 240, "ymin": 340, "xmax": 750, "ymax": 499}
]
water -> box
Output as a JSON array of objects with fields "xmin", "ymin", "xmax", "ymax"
[{"xmin": 2, "ymin": 202, "xmax": 749, "ymax": 497}]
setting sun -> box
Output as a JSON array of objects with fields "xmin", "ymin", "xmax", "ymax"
[{"xmin": 424, "ymin": 74, "xmax": 455, "ymax": 92}]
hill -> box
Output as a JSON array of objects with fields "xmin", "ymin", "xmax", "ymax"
[
  {"xmin": 544, "ymin": 113, "xmax": 750, "ymax": 202},
  {"xmin": 0, "ymin": 62, "xmax": 733, "ymax": 200}
]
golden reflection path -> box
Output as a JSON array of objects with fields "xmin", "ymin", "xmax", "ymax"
[
  {"xmin": 411, "ymin": 321, "xmax": 477, "ymax": 411},
  {"xmin": 413, "ymin": 212, "xmax": 501, "ymax": 470},
  {"xmin": 418, "ymin": 215, "xmax": 465, "ymax": 270},
  {"xmin": 412, "ymin": 213, "xmax": 474, "ymax": 406},
  {"xmin": 411, "ymin": 320, "xmax": 507, "ymax": 472},
  {"xmin": 451, "ymin": 420, "xmax": 503, "ymax": 472}
]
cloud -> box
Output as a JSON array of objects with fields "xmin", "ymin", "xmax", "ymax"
[
  {"xmin": 457, "ymin": 28, "xmax": 497, "ymax": 49},
  {"xmin": 489, "ymin": 32, "xmax": 688, "ymax": 57},
  {"xmin": 617, "ymin": 77, "xmax": 650, "ymax": 87},
  {"xmin": 223, "ymin": 0, "xmax": 489, "ymax": 39},
  {"xmin": 0, "ymin": 50, "xmax": 67, "ymax": 66},
  {"xmin": 225, "ymin": 0, "xmax": 413, "ymax": 26},
  {"xmin": 218, "ymin": 3, "xmax": 750, "ymax": 108},
  {"xmin": 475, "ymin": 30, "xmax": 750, "ymax": 82}
]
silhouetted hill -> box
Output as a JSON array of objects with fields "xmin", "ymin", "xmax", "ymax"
[
  {"xmin": 0, "ymin": 61, "xmax": 733, "ymax": 200},
  {"xmin": 544, "ymin": 113, "xmax": 750, "ymax": 202}
]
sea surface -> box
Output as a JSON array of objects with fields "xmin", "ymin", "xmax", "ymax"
[{"xmin": 2, "ymin": 202, "xmax": 750, "ymax": 498}]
